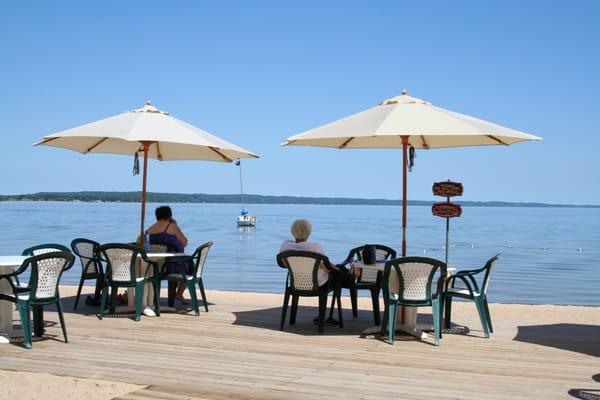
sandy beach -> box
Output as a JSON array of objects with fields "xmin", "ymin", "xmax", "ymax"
[{"xmin": 0, "ymin": 285, "xmax": 598, "ymax": 399}]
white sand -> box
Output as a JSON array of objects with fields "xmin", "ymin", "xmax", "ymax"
[{"xmin": 0, "ymin": 370, "xmax": 143, "ymax": 400}]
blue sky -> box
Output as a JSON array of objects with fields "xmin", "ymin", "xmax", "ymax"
[{"xmin": 1, "ymin": 1, "xmax": 598, "ymax": 204}]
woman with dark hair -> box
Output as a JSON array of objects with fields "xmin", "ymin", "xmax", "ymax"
[{"xmin": 147, "ymin": 205, "xmax": 190, "ymax": 304}]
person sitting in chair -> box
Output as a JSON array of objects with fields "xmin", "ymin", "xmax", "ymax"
[
  {"xmin": 279, "ymin": 219, "xmax": 354, "ymax": 288},
  {"xmin": 147, "ymin": 205, "xmax": 190, "ymax": 304}
]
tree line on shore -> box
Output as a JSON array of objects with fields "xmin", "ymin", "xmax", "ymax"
[{"xmin": 0, "ymin": 191, "xmax": 596, "ymax": 208}]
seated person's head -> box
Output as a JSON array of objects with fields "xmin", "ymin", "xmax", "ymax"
[
  {"xmin": 155, "ymin": 206, "xmax": 173, "ymax": 221},
  {"xmin": 291, "ymin": 219, "xmax": 311, "ymax": 242}
]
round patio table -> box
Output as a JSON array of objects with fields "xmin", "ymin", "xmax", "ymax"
[{"xmin": 0, "ymin": 256, "xmax": 27, "ymax": 343}]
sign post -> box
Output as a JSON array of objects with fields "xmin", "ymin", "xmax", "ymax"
[{"xmin": 432, "ymin": 181, "xmax": 463, "ymax": 266}]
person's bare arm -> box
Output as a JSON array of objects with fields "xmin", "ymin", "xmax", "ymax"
[{"xmin": 170, "ymin": 219, "xmax": 188, "ymax": 247}]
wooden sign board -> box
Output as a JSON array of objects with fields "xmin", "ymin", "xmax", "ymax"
[
  {"xmin": 433, "ymin": 181, "xmax": 463, "ymax": 197},
  {"xmin": 432, "ymin": 202, "xmax": 462, "ymax": 218}
]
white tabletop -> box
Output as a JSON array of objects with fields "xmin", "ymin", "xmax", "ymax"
[
  {"xmin": 0, "ymin": 256, "xmax": 27, "ymax": 268},
  {"xmin": 143, "ymin": 253, "xmax": 185, "ymax": 259}
]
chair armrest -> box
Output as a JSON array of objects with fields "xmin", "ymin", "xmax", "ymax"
[
  {"xmin": 454, "ymin": 267, "xmax": 486, "ymax": 277},
  {"xmin": 446, "ymin": 275, "xmax": 477, "ymax": 297}
]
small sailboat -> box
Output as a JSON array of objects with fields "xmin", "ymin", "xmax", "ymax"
[{"xmin": 235, "ymin": 159, "xmax": 256, "ymax": 227}]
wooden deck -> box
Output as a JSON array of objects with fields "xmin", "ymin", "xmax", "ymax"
[{"xmin": 1, "ymin": 286, "xmax": 599, "ymax": 400}]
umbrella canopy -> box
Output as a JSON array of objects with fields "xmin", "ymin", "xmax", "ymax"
[
  {"xmin": 35, "ymin": 101, "xmax": 259, "ymax": 239},
  {"xmin": 284, "ymin": 91, "xmax": 540, "ymax": 149},
  {"xmin": 283, "ymin": 91, "xmax": 541, "ymax": 255},
  {"xmin": 36, "ymin": 101, "xmax": 258, "ymax": 162}
]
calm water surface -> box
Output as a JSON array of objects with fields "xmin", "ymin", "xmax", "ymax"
[{"xmin": 1, "ymin": 201, "xmax": 598, "ymax": 306}]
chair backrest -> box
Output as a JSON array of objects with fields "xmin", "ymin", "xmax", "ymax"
[
  {"xmin": 481, "ymin": 254, "xmax": 500, "ymax": 295},
  {"xmin": 383, "ymin": 257, "xmax": 447, "ymax": 305},
  {"xmin": 277, "ymin": 250, "xmax": 329, "ymax": 292},
  {"xmin": 349, "ymin": 244, "xmax": 397, "ymax": 284},
  {"xmin": 22, "ymin": 252, "xmax": 75, "ymax": 301},
  {"xmin": 97, "ymin": 243, "xmax": 143, "ymax": 284},
  {"xmin": 71, "ymin": 238, "xmax": 102, "ymax": 275},
  {"xmin": 22, "ymin": 243, "xmax": 71, "ymax": 257},
  {"xmin": 191, "ymin": 241, "xmax": 213, "ymax": 279}
]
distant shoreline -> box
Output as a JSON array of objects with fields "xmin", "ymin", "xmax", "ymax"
[{"xmin": 1, "ymin": 191, "xmax": 598, "ymax": 208}]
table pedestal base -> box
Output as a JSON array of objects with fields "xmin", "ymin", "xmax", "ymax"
[{"xmin": 360, "ymin": 306, "xmax": 429, "ymax": 340}]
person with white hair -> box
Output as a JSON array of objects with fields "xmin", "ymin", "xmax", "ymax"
[{"xmin": 279, "ymin": 219, "xmax": 331, "ymax": 286}]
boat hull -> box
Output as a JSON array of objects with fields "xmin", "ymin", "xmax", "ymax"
[{"xmin": 236, "ymin": 215, "xmax": 256, "ymax": 227}]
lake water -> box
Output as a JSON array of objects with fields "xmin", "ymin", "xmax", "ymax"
[{"xmin": 1, "ymin": 201, "xmax": 598, "ymax": 306}]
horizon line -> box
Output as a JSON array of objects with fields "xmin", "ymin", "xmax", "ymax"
[{"xmin": 1, "ymin": 191, "xmax": 598, "ymax": 208}]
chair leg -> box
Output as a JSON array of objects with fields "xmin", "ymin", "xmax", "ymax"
[
  {"xmin": 17, "ymin": 300, "xmax": 32, "ymax": 349},
  {"xmin": 350, "ymin": 287, "xmax": 358, "ymax": 318},
  {"xmin": 153, "ymin": 278, "xmax": 161, "ymax": 317},
  {"xmin": 290, "ymin": 295, "xmax": 299, "ymax": 324},
  {"xmin": 483, "ymin": 297, "xmax": 493, "ymax": 333},
  {"xmin": 444, "ymin": 296, "xmax": 453, "ymax": 329},
  {"xmin": 168, "ymin": 281, "xmax": 176, "ymax": 308},
  {"xmin": 388, "ymin": 301, "xmax": 397, "ymax": 345},
  {"xmin": 74, "ymin": 275, "xmax": 85, "ymax": 310},
  {"xmin": 56, "ymin": 300, "xmax": 68, "ymax": 343},
  {"xmin": 474, "ymin": 297, "xmax": 490, "ymax": 338},
  {"xmin": 280, "ymin": 289, "xmax": 290, "ymax": 331},
  {"xmin": 380, "ymin": 299, "xmax": 388, "ymax": 336},
  {"xmin": 318, "ymin": 292, "xmax": 327, "ymax": 334},
  {"xmin": 32, "ymin": 305, "xmax": 44, "ymax": 337},
  {"xmin": 134, "ymin": 283, "xmax": 144, "ymax": 321},
  {"xmin": 328, "ymin": 290, "xmax": 336, "ymax": 320},
  {"xmin": 187, "ymin": 281, "xmax": 200, "ymax": 316},
  {"xmin": 370, "ymin": 288, "xmax": 381, "ymax": 326},
  {"xmin": 97, "ymin": 286, "xmax": 108, "ymax": 320},
  {"xmin": 438, "ymin": 293, "xmax": 444, "ymax": 339},
  {"xmin": 432, "ymin": 299, "xmax": 441, "ymax": 346},
  {"xmin": 336, "ymin": 289, "xmax": 344, "ymax": 328},
  {"xmin": 109, "ymin": 285, "xmax": 118, "ymax": 314},
  {"xmin": 93, "ymin": 277, "xmax": 103, "ymax": 301},
  {"xmin": 198, "ymin": 279, "xmax": 209, "ymax": 312}
]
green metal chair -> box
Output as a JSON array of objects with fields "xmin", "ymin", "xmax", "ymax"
[
  {"xmin": 336, "ymin": 244, "xmax": 397, "ymax": 325},
  {"xmin": 20, "ymin": 243, "xmax": 72, "ymax": 337},
  {"xmin": 96, "ymin": 243, "xmax": 160, "ymax": 321},
  {"xmin": 158, "ymin": 241, "xmax": 213, "ymax": 316},
  {"xmin": 277, "ymin": 250, "xmax": 343, "ymax": 334},
  {"xmin": 0, "ymin": 251, "xmax": 75, "ymax": 349},
  {"xmin": 70, "ymin": 238, "xmax": 104, "ymax": 310},
  {"xmin": 382, "ymin": 256, "xmax": 447, "ymax": 346},
  {"xmin": 444, "ymin": 254, "xmax": 500, "ymax": 338}
]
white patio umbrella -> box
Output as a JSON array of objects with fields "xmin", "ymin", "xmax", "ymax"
[
  {"xmin": 35, "ymin": 101, "xmax": 259, "ymax": 240},
  {"xmin": 283, "ymin": 90, "xmax": 541, "ymax": 256}
]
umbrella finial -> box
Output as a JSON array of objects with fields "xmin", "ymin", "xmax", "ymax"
[
  {"xmin": 146, "ymin": 100, "xmax": 152, "ymax": 106},
  {"xmin": 402, "ymin": 89, "xmax": 408, "ymax": 95}
]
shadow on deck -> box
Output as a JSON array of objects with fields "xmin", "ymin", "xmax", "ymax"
[{"xmin": 514, "ymin": 323, "xmax": 600, "ymax": 357}]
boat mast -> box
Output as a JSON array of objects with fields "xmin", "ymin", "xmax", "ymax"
[{"xmin": 237, "ymin": 159, "xmax": 245, "ymax": 213}]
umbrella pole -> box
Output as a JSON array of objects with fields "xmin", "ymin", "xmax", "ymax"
[
  {"xmin": 140, "ymin": 141, "xmax": 150, "ymax": 244},
  {"xmin": 400, "ymin": 136, "xmax": 409, "ymax": 326},
  {"xmin": 401, "ymin": 136, "xmax": 408, "ymax": 257}
]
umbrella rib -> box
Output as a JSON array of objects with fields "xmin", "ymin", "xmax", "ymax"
[
  {"xmin": 487, "ymin": 135, "xmax": 509, "ymax": 145},
  {"xmin": 36, "ymin": 137, "xmax": 58, "ymax": 146},
  {"xmin": 338, "ymin": 137, "xmax": 354, "ymax": 149},
  {"xmin": 84, "ymin": 137, "xmax": 109, "ymax": 153},
  {"xmin": 209, "ymin": 147, "xmax": 233, "ymax": 162},
  {"xmin": 420, "ymin": 135, "xmax": 430, "ymax": 149}
]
